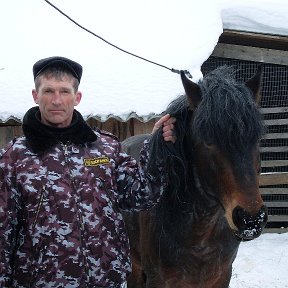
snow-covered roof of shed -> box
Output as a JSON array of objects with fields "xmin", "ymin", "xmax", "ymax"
[{"xmin": 1, "ymin": 0, "xmax": 287, "ymax": 123}]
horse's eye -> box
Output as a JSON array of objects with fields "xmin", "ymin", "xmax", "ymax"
[{"xmin": 204, "ymin": 142, "xmax": 214, "ymax": 149}]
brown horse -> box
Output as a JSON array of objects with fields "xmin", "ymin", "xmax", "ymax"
[{"xmin": 122, "ymin": 66, "xmax": 268, "ymax": 288}]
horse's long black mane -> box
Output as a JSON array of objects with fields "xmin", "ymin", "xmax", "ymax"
[
  {"xmin": 149, "ymin": 65, "xmax": 264, "ymax": 179},
  {"xmin": 193, "ymin": 66, "xmax": 264, "ymax": 153},
  {"xmin": 147, "ymin": 66, "xmax": 264, "ymax": 255}
]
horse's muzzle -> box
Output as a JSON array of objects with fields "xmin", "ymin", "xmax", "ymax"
[{"xmin": 232, "ymin": 205, "xmax": 268, "ymax": 241}]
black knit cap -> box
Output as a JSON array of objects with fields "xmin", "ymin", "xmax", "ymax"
[{"xmin": 33, "ymin": 56, "xmax": 83, "ymax": 82}]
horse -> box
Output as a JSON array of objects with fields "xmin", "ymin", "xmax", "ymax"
[{"xmin": 121, "ymin": 65, "xmax": 268, "ymax": 288}]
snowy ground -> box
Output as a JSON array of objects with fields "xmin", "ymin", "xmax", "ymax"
[{"xmin": 230, "ymin": 232, "xmax": 288, "ymax": 288}]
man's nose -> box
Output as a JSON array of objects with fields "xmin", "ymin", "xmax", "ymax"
[{"xmin": 51, "ymin": 92, "xmax": 61, "ymax": 105}]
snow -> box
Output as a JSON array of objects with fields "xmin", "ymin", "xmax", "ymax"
[
  {"xmin": 230, "ymin": 232, "xmax": 288, "ymax": 288},
  {"xmin": 1, "ymin": 0, "xmax": 288, "ymax": 122},
  {"xmin": 0, "ymin": 1, "xmax": 288, "ymax": 286},
  {"xmin": 221, "ymin": 0, "xmax": 288, "ymax": 36}
]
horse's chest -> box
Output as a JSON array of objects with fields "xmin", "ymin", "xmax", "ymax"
[
  {"xmin": 162, "ymin": 253, "xmax": 233, "ymax": 288},
  {"xmin": 157, "ymin": 240, "xmax": 238, "ymax": 287}
]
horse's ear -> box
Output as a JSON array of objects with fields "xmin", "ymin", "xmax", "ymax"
[
  {"xmin": 180, "ymin": 70, "xmax": 201, "ymax": 109},
  {"xmin": 245, "ymin": 65, "xmax": 263, "ymax": 104}
]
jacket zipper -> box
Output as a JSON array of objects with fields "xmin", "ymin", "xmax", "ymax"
[
  {"xmin": 62, "ymin": 143, "xmax": 70, "ymax": 162},
  {"xmin": 62, "ymin": 144, "xmax": 85, "ymax": 229},
  {"xmin": 61, "ymin": 143, "xmax": 89, "ymax": 283}
]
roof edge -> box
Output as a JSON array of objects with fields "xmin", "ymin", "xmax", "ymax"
[{"xmin": 220, "ymin": 29, "xmax": 288, "ymax": 51}]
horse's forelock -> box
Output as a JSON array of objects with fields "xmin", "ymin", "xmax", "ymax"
[{"xmin": 193, "ymin": 67, "xmax": 264, "ymax": 153}]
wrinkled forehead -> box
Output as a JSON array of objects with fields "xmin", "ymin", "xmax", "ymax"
[{"xmin": 35, "ymin": 69, "xmax": 79, "ymax": 91}]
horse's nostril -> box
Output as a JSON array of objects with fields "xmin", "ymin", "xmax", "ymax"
[
  {"xmin": 232, "ymin": 205, "xmax": 268, "ymax": 240},
  {"xmin": 232, "ymin": 206, "xmax": 247, "ymax": 231}
]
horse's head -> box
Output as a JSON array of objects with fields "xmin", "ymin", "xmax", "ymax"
[{"xmin": 180, "ymin": 66, "xmax": 268, "ymax": 241}]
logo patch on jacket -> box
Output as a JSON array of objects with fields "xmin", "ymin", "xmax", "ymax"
[{"xmin": 84, "ymin": 157, "xmax": 110, "ymax": 166}]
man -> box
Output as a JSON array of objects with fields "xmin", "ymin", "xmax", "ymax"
[{"xmin": 0, "ymin": 56, "xmax": 175, "ymax": 287}]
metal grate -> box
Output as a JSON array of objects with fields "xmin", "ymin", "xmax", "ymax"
[
  {"xmin": 267, "ymin": 207, "xmax": 288, "ymax": 215},
  {"xmin": 262, "ymin": 194, "xmax": 288, "ymax": 202},
  {"xmin": 201, "ymin": 57, "xmax": 288, "ymax": 108}
]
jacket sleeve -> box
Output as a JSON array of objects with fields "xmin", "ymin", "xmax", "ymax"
[
  {"xmin": 0, "ymin": 154, "xmax": 20, "ymax": 286},
  {"xmin": 115, "ymin": 139, "xmax": 166, "ymax": 211}
]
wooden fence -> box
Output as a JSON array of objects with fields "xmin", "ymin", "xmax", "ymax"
[
  {"xmin": 259, "ymin": 106, "xmax": 288, "ymax": 233},
  {"xmin": 0, "ymin": 118, "xmax": 156, "ymax": 148}
]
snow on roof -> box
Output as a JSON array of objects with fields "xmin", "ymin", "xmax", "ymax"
[{"xmin": 1, "ymin": 0, "xmax": 288, "ymax": 123}]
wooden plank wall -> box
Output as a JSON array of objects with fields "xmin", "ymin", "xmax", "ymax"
[
  {"xmin": 86, "ymin": 117, "xmax": 156, "ymax": 141},
  {"xmin": 259, "ymin": 107, "xmax": 288, "ymax": 233},
  {"xmin": 0, "ymin": 118, "xmax": 157, "ymax": 150},
  {"xmin": 0, "ymin": 123, "xmax": 23, "ymax": 149}
]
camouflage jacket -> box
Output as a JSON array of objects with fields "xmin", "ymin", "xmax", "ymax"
[{"xmin": 0, "ymin": 108, "xmax": 165, "ymax": 287}]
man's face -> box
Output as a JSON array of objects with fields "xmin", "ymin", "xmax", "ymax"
[{"xmin": 32, "ymin": 74, "xmax": 82, "ymax": 128}]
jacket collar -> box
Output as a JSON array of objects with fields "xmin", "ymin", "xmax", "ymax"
[{"xmin": 22, "ymin": 106, "xmax": 97, "ymax": 154}]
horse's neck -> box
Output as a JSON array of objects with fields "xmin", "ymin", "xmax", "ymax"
[
  {"xmin": 150, "ymin": 148, "xmax": 237, "ymax": 269},
  {"xmin": 158, "ymin": 165, "xmax": 223, "ymax": 233},
  {"xmin": 170, "ymin": 154, "xmax": 232, "ymax": 235}
]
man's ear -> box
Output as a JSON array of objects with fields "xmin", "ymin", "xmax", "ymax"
[
  {"xmin": 32, "ymin": 89, "xmax": 38, "ymax": 104},
  {"xmin": 74, "ymin": 91, "xmax": 82, "ymax": 106}
]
